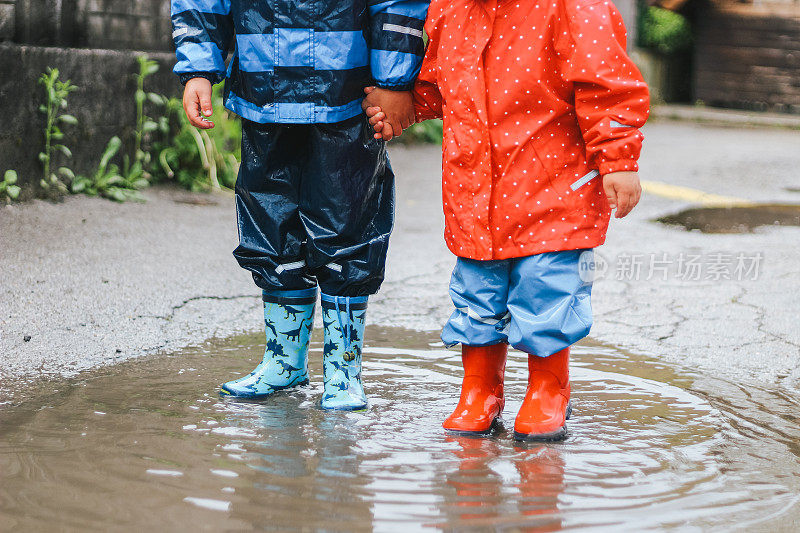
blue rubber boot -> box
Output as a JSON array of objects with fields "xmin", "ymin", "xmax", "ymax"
[
  {"xmin": 320, "ymin": 294, "xmax": 368, "ymax": 410},
  {"xmin": 220, "ymin": 288, "xmax": 316, "ymax": 399}
]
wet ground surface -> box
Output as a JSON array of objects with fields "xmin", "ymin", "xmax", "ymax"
[
  {"xmin": 2, "ymin": 327, "xmax": 799, "ymax": 531},
  {"xmin": 3, "ymin": 120, "xmax": 800, "ymax": 388},
  {"xmin": 657, "ymin": 204, "xmax": 800, "ymax": 233}
]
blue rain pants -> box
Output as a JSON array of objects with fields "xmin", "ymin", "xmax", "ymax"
[
  {"xmin": 441, "ymin": 250, "xmax": 593, "ymax": 357},
  {"xmin": 233, "ymin": 115, "xmax": 394, "ymax": 297}
]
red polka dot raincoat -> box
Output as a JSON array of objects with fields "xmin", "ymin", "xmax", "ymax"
[{"xmin": 412, "ymin": 0, "xmax": 650, "ymax": 260}]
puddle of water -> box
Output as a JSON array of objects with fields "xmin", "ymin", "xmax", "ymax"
[
  {"xmin": 1, "ymin": 327, "xmax": 799, "ymax": 531},
  {"xmin": 656, "ymin": 204, "xmax": 800, "ymax": 233}
]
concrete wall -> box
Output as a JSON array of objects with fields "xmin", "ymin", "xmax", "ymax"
[
  {"xmin": 0, "ymin": 44, "xmax": 179, "ymax": 199},
  {"xmin": 1, "ymin": 0, "xmax": 172, "ymax": 50},
  {"xmin": 0, "ymin": 0, "xmax": 179, "ymax": 199},
  {"xmin": 693, "ymin": 0, "xmax": 800, "ymax": 113}
]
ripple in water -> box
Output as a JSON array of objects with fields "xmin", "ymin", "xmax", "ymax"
[{"xmin": 0, "ymin": 327, "xmax": 798, "ymax": 530}]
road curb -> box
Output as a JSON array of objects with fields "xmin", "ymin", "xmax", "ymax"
[{"xmin": 651, "ymin": 105, "xmax": 800, "ymax": 130}]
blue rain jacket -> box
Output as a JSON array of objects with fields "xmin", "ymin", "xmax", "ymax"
[{"xmin": 171, "ymin": 0, "xmax": 430, "ymax": 123}]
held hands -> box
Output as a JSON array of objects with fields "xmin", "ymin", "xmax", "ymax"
[
  {"xmin": 603, "ymin": 171, "xmax": 642, "ymax": 218},
  {"xmin": 183, "ymin": 77, "xmax": 215, "ymax": 129},
  {"xmin": 361, "ymin": 87, "xmax": 414, "ymax": 141},
  {"xmin": 183, "ymin": 77, "xmax": 641, "ymax": 220}
]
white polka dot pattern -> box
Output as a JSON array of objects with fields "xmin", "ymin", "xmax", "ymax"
[{"xmin": 410, "ymin": 0, "xmax": 650, "ymax": 260}]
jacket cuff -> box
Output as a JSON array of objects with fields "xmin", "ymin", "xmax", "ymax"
[
  {"xmin": 372, "ymin": 81, "xmax": 415, "ymax": 92},
  {"xmin": 414, "ymin": 109, "xmax": 440, "ymax": 122},
  {"xmin": 179, "ymin": 72, "xmax": 219, "ymax": 86},
  {"xmin": 598, "ymin": 159, "xmax": 639, "ymax": 175}
]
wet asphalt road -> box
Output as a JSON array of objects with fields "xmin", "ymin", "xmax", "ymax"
[{"xmin": 1, "ymin": 117, "xmax": 799, "ymax": 391}]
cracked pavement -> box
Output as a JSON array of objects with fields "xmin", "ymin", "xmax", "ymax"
[{"xmin": 1, "ymin": 118, "xmax": 799, "ymax": 390}]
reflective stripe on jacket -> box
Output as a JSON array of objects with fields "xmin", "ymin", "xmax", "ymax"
[
  {"xmin": 171, "ymin": 0, "xmax": 430, "ymax": 123},
  {"xmin": 413, "ymin": 0, "xmax": 650, "ymax": 260}
]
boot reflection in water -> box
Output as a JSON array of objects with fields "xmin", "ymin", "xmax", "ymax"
[
  {"xmin": 443, "ymin": 435, "xmax": 503, "ymax": 522},
  {"xmin": 514, "ymin": 445, "xmax": 566, "ymax": 531}
]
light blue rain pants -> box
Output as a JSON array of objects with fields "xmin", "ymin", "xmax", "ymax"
[{"xmin": 441, "ymin": 250, "xmax": 593, "ymax": 357}]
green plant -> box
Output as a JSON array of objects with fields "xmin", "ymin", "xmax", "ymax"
[
  {"xmin": 133, "ymin": 54, "xmax": 168, "ymax": 174},
  {"xmin": 71, "ymin": 136, "xmax": 147, "ymax": 202},
  {"xmin": 1, "ymin": 170, "xmax": 21, "ymax": 203},
  {"xmin": 38, "ymin": 67, "xmax": 77, "ymax": 194},
  {"xmin": 73, "ymin": 55, "xmax": 169, "ymax": 202},
  {"xmin": 155, "ymin": 85, "xmax": 241, "ymax": 192},
  {"xmin": 397, "ymin": 119, "xmax": 444, "ymax": 145},
  {"xmin": 639, "ymin": 6, "xmax": 692, "ymax": 56}
]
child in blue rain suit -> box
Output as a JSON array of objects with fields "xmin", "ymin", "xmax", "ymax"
[{"xmin": 171, "ymin": 0, "xmax": 429, "ymax": 409}]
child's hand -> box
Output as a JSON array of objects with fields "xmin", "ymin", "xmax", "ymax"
[
  {"xmin": 603, "ymin": 171, "xmax": 642, "ymax": 218},
  {"xmin": 363, "ymin": 103, "xmax": 394, "ymax": 141},
  {"xmin": 362, "ymin": 87, "xmax": 414, "ymax": 141},
  {"xmin": 183, "ymin": 77, "xmax": 215, "ymax": 129}
]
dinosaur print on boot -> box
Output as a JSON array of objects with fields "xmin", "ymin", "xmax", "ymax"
[
  {"xmin": 323, "ymin": 339, "xmax": 339, "ymax": 355},
  {"xmin": 320, "ymin": 294, "xmax": 368, "ymax": 410},
  {"xmin": 265, "ymin": 338, "xmax": 286, "ymax": 358},
  {"xmin": 281, "ymin": 318, "xmax": 307, "ymax": 343},
  {"xmin": 220, "ymin": 289, "xmax": 316, "ymax": 399},
  {"xmin": 283, "ymin": 305, "xmax": 304, "ymax": 320},
  {"xmin": 275, "ymin": 359, "xmax": 302, "ymax": 377}
]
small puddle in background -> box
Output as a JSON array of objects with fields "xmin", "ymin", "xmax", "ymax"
[
  {"xmin": 656, "ymin": 204, "xmax": 800, "ymax": 233},
  {"xmin": 1, "ymin": 327, "xmax": 799, "ymax": 530}
]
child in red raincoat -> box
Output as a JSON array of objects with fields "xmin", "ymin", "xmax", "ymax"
[{"xmin": 363, "ymin": 0, "xmax": 650, "ymax": 440}]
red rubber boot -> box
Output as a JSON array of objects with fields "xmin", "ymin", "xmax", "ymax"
[
  {"xmin": 514, "ymin": 348, "xmax": 570, "ymax": 442},
  {"xmin": 443, "ymin": 344, "xmax": 507, "ymax": 436}
]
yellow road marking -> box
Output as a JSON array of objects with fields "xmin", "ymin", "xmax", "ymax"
[{"xmin": 641, "ymin": 180, "xmax": 752, "ymax": 207}]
